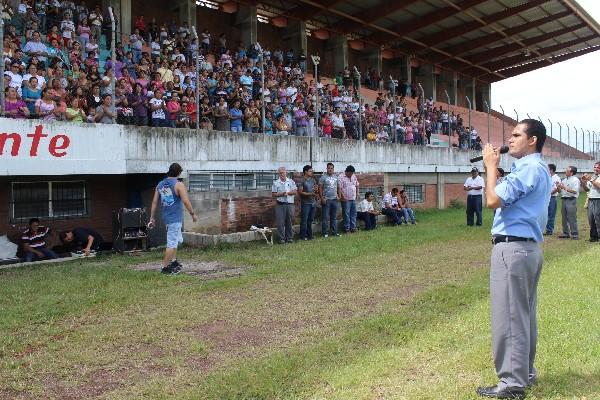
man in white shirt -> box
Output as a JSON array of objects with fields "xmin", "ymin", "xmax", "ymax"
[
  {"xmin": 544, "ymin": 163, "xmax": 562, "ymax": 235},
  {"xmin": 271, "ymin": 166, "xmax": 297, "ymax": 244},
  {"xmin": 357, "ymin": 191, "xmax": 379, "ymax": 230},
  {"xmin": 23, "ymin": 31, "xmax": 48, "ymax": 64},
  {"xmin": 381, "ymin": 188, "xmax": 403, "ymax": 225},
  {"xmin": 581, "ymin": 161, "xmax": 600, "ymax": 242},
  {"xmin": 464, "ymin": 167, "xmax": 485, "ymax": 226},
  {"xmin": 331, "ymin": 108, "xmax": 345, "ymax": 139},
  {"xmin": 557, "ymin": 166, "xmax": 580, "ymax": 239},
  {"xmin": 22, "ymin": 64, "xmax": 46, "ymax": 90},
  {"xmin": 4, "ymin": 63, "xmax": 23, "ymax": 93}
]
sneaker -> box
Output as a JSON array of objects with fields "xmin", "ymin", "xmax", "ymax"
[
  {"xmin": 334, "ymin": 233, "xmax": 341, "ymax": 237},
  {"xmin": 286, "ymin": 239, "xmax": 294, "ymax": 244},
  {"xmin": 160, "ymin": 264, "xmax": 174, "ymax": 274},
  {"xmin": 557, "ymin": 234, "xmax": 570, "ymax": 239},
  {"xmin": 571, "ymin": 236, "xmax": 579, "ymax": 240},
  {"xmin": 323, "ymin": 234, "xmax": 329, "ymax": 238},
  {"xmin": 589, "ymin": 238, "xmax": 599, "ymax": 243},
  {"xmin": 172, "ymin": 260, "xmax": 182, "ymax": 273},
  {"xmin": 303, "ymin": 238, "xmax": 308, "ymax": 241}
]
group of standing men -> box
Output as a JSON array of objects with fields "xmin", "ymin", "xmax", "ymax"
[
  {"xmin": 271, "ymin": 163, "xmax": 362, "ymax": 244},
  {"xmin": 545, "ymin": 162, "xmax": 600, "ymax": 242}
]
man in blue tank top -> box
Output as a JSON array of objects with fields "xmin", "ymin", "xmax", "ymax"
[{"xmin": 150, "ymin": 163, "xmax": 197, "ymax": 274}]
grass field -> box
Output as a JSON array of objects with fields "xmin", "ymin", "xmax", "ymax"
[{"xmin": 1, "ymin": 204, "xmax": 599, "ymax": 400}]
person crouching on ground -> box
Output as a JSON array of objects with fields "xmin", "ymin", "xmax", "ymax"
[{"xmin": 149, "ymin": 162, "xmax": 197, "ymax": 274}]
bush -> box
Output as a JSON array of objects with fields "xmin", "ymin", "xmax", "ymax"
[{"xmin": 448, "ymin": 199, "xmax": 465, "ymax": 209}]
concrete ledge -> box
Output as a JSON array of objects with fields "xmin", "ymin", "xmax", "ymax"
[{"xmin": 183, "ymin": 215, "xmax": 391, "ymax": 247}]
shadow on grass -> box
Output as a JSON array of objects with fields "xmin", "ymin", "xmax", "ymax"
[{"xmin": 532, "ymin": 371, "xmax": 600, "ymax": 398}]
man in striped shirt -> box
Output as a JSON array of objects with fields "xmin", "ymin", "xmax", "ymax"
[{"xmin": 21, "ymin": 218, "xmax": 58, "ymax": 262}]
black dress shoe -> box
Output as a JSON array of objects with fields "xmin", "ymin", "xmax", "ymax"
[{"xmin": 476, "ymin": 385, "xmax": 525, "ymax": 399}]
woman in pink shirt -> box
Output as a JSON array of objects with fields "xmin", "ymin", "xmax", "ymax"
[
  {"xmin": 166, "ymin": 94, "xmax": 181, "ymax": 128},
  {"xmin": 4, "ymin": 87, "xmax": 30, "ymax": 119}
]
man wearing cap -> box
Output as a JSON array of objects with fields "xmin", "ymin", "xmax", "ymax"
[
  {"xmin": 464, "ymin": 167, "xmax": 485, "ymax": 226},
  {"xmin": 477, "ymin": 119, "xmax": 551, "ymax": 399}
]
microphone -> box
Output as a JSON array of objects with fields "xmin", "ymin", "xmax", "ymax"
[{"xmin": 470, "ymin": 145, "xmax": 509, "ymax": 163}]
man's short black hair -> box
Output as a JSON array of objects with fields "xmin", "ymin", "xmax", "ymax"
[
  {"xmin": 570, "ymin": 166, "xmax": 578, "ymax": 174},
  {"xmin": 345, "ymin": 165, "xmax": 355, "ymax": 173},
  {"xmin": 365, "ymin": 191, "xmax": 373, "ymax": 199},
  {"xmin": 326, "ymin": 162, "xmax": 334, "ymax": 168},
  {"xmin": 391, "ymin": 187, "xmax": 399, "ymax": 194},
  {"xmin": 302, "ymin": 164, "xmax": 312, "ymax": 174},
  {"xmin": 548, "ymin": 163, "xmax": 556, "ymax": 173},
  {"xmin": 497, "ymin": 168, "xmax": 505, "ymax": 177},
  {"xmin": 520, "ymin": 119, "xmax": 546, "ymax": 153},
  {"xmin": 167, "ymin": 163, "xmax": 183, "ymax": 177},
  {"xmin": 59, "ymin": 231, "xmax": 71, "ymax": 242},
  {"xmin": 28, "ymin": 217, "xmax": 40, "ymax": 225}
]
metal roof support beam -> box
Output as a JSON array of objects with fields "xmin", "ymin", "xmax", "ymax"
[
  {"xmin": 432, "ymin": 10, "xmax": 572, "ymax": 64},
  {"xmin": 366, "ymin": 0, "xmax": 488, "ymax": 46},
  {"xmin": 404, "ymin": 0, "xmax": 547, "ymax": 55},
  {"xmin": 468, "ymin": 34, "xmax": 597, "ymax": 74},
  {"xmin": 485, "ymin": 46, "xmax": 600, "ymax": 82},
  {"xmin": 333, "ymin": 0, "xmax": 421, "ymax": 34}
]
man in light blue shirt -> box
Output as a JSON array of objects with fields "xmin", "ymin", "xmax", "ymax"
[{"xmin": 477, "ymin": 119, "xmax": 551, "ymax": 400}]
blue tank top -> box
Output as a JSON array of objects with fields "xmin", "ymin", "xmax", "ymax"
[{"xmin": 157, "ymin": 177, "xmax": 183, "ymax": 224}]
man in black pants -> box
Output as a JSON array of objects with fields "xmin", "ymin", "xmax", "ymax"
[
  {"xmin": 464, "ymin": 167, "xmax": 485, "ymax": 226},
  {"xmin": 60, "ymin": 227, "xmax": 104, "ymax": 256}
]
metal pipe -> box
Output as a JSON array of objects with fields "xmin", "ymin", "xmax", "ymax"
[
  {"xmin": 557, "ymin": 122, "xmax": 563, "ymax": 159},
  {"xmin": 108, "ymin": 7, "xmax": 116, "ymax": 114},
  {"xmin": 587, "ymin": 129, "xmax": 591, "ymax": 159},
  {"xmin": 547, "ymin": 118, "xmax": 553, "ymax": 158},
  {"xmin": 484, "ymin": 100, "xmax": 490, "ymax": 144},
  {"xmin": 594, "ymin": 131, "xmax": 598, "ymax": 159},
  {"xmin": 526, "ymin": 113, "xmax": 532, "ymax": 119},
  {"xmin": 191, "ymin": 27, "xmax": 200, "ymax": 129},
  {"xmin": 565, "ymin": 124, "xmax": 571, "ymax": 158},
  {"xmin": 444, "ymin": 89, "xmax": 450, "ymax": 148},
  {"xmin": 418, "ymin": 83, "xmax": 425, "ymax": 144},
  {"xmin": 513, "ymin": 109, "xmax": 519, "ymax": 123},
  {"xmin": 354, "ymin": 66, "xmax": 362, "ymax": 140},
  {"xmin": 0, "ymin": 15, "xmax": 4, "ymax": 116},
  {"xmin": 499, "ymin": 104, "xmax": 505, "ymax": 146},
  {"xmin": 257, "ymin": 42, "xmax": 265, "ymax": 134},
  {"xmin": 574, "ymin": 127, "xmax": 579, "ymax": 158},
  {"xmin": 390, "ymin": 76, "xmax": 397, "ymax": 143},
  {"xmin": 465, "ymin": 96, "xmax": 472, "ymax": 149},
  {"xmin": 313, "ymin": 56, "xmax": 320, "ymax": 136}
]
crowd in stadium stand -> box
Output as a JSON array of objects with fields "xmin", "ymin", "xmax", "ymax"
[{"xmin": 1, "ymin": 1, "xmax": 482, "ymax": 149}]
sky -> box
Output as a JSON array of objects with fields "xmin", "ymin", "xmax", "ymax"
[{"xmin": 491, "ymin": 0, "xmax": 600, "ymax": 151}]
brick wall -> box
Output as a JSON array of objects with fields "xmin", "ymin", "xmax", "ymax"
[{"xmin": 1, "ymin": 176, "xmax": 128, "ymax": 242}]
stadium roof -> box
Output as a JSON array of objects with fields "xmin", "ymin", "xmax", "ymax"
[{"xmin": 250, "ymin": 0, "xmax": 600, "ymax": 83}]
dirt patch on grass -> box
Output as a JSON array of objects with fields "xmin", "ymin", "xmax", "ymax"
[{"xmin": 131, "ymin": 260, "xmax": 250, "ymax": 280}]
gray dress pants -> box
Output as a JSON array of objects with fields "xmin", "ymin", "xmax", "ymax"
[
  {"xmin": 561, "ymin": 197, "xmax": 578, "ymax": 237},
  {"xmin": 276, "ymin": 202, "xmax": 295, "ymax": 242},
  {"xmin": 490, "ymin": 241, "xmax": 543, "ymax": 389}
]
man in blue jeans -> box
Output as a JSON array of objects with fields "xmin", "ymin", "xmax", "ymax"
[
  {"xmin": 339, "ymin": 165, "xmax": 359, "ymax": 233},
  {"xmin": 298, "ymin": 164, "xmax": 318, "ymax": 240},
  {"xmin": 21, "ymin": 218, "xmax": 58, "ymax": 262},
  {"xmin": 544, "ymin": 163, "xmax": 561, "ymax": 235},
  {"xmin": 319, "ymin": 162, "xmax": 341, "ymax": 237},
  {"xmin": 150, "ymin": 163, "xmax": 198, "ymax": 274}
]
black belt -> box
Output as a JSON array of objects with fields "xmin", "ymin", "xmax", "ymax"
[
  {"xmin": 561, "ymin": 197, "xmax": 576, "ymax": 200},
  {"xmin": 492, "ymin": 235, "xmax": 536, "ymax": 245},
  {"xmin": 277, "ymin": 201, "xmax": 293, "ymax": 205}
]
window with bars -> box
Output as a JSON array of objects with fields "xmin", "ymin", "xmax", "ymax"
[
  {"xmin": 10, "ymin": 181, "xmax": 89, "ymax": 223},
  {"xmin": 403, "ymin": 184, "xmax": 425, "ymax": 204},
  {"xmin": 188, "ymin": 171, "xmax": 279, "ymax": 192}
]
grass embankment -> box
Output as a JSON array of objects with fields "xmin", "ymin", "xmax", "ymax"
[{"xmin": 1, "ymin": 204, "xmax": 598, "ymax": 399}]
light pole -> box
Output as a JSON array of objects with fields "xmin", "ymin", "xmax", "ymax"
[
  {"xmin": 311, "ymin": 55, "xmax": 321, "ymax": 136},
  {"xmin": 499, "ymin": 104, "xmax": 505, "ymax": 146},
  {"xmin": 389, "ymin": 76, "xmax": 398, "ymax": 142},
  {"xmin": 353, "ymin": 66, "xmax": 362, "ymax": 140}
]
